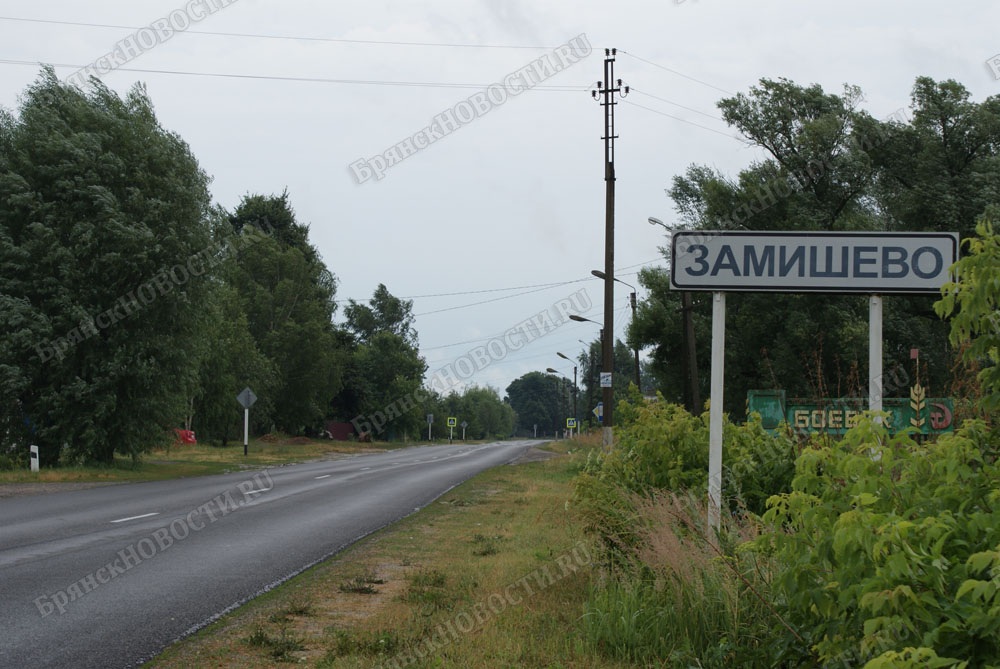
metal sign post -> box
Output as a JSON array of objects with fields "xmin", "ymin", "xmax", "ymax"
[
  {"xmin": 236, "ymin": 387, "xmax": 258, "ymax": 456},
  {"xmin": 447, "ymin": 417, "xmax": 457, "ymax": 443},
  {"xmin": 707, "ymin": 292, "xmax": 725, "ymax": 537},
  {"xmin": 461, "ymin": 421, "xmax": 468, "ymax": 440},
  {"xmin": 426, "ymin": 414, "xmax": 433, "ymax": 441},
  {"xmin": 870, "ymin": 296, "xmax": 883, "ymax": 416}
]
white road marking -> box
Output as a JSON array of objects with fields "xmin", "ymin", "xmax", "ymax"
[
  {"xmin": 315, "ymin": 475, "xmax": 331, "ymax": 479},
  {"xmin": 361, "ymin": 467, "xmax": 371, "ymax": 471},
  {"xmin": 244, "ymin": 487, "xmax": 269, "ymax": 495},
  {"xmin": 110, "ymin": 512, "xmax": 159, "ymax": 524}
]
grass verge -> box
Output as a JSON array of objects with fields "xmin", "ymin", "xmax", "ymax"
[
  {"xmin": 0, "ymin": 436, "xmax": 444, "ymax": 485},
  {"xmin": 145, "ymin": 436, "xmax": 625, "ymax": 668}
]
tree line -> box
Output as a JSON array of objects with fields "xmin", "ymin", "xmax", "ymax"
[
  {"xmin": 0, "ymin": 70, "xmax": 513, "ymax": 466},
  {"xmin": 630, "ymin": 76, "xmax": 1000, "ymax": 415}
]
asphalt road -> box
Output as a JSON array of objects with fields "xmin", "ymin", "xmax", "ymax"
[{"xmin": 0, "ymin": 439, "xmax": 541, "ymax": 668}]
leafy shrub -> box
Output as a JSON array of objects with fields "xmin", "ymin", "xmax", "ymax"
[
  {"xmin": 751, "ymin": 416, "xmax": 1000, "ymax": 666},
  {"xmin": 574, "ymin": 397, "xmax": 798, "ymax": 556},
  {"xmin": 935, "ymin": 219, "xmax": 1000, "ymax": 411}
]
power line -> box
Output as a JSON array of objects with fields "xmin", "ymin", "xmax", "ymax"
[
  {"xmin": 341, "ymin": 266, "xmax": 649, "ymax": 308},
  {"xmin": 616, "ymin": 258, "xmax": 663, "ymax": 272},
  {"xmin": 424, "ymin": 305, "xmax": 631, "ymax": 371},
  {"xmin": 618, "ymin": 50, "xmax": 732, "ymax": 95},
  {"xmin": 0, "ymin": 59, "xmax": 589, "ymax": 92},
  {"xmin": 414, "ymin": 281, "xmax": 588, "ymax": 317},
  {"xmin": 336, "ymin": 279, "xmax": 573, "ymax": 303},
  {"xmin": 419, "ymin": 299, "xmax": 630, "ymax": 352},
  {"xmin": 630, "ymin": 88, "xmax": 724, "ymax": 122},
  {"xmin": 0, "ymin": 16, "xmax": 557, "ymax": 50},
  {"xmin": 625, "ymin": 99, "xmax": 748, "ymax": 143},
  {"xmin": 412, "ymin": 270, "xmax": 644, "ymax": 318}
]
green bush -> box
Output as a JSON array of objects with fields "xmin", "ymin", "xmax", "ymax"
[
  {"xmin": 573, "ymin": 397, "xmax": 798, "ymax": 555},
  {"xmin": 935, "ymin": 219, "xmax": 1000, "ymax": 412},
  {"xmin": 750, "ymin": 416, "xmax": 1000, "ymax": 666},
  {"xmin": 0, "ymin": 450, "xmax": 28, "ymax": 470}
]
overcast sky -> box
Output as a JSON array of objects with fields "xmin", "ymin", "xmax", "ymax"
[{"xmin": 2, "ymin": 0, "xmax": 998, "ymax": 401}]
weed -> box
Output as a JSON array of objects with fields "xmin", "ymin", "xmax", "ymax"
[
  {"xmin": 471, "ymin": 533, "xmax": 503, "ymax": 556},
  {"xmin": 338, "ymin": 577, "xmax": 378, "ymax": 594},
  {"xmin": 242, "ymin": 625, "xmax": 305, "ymax": 662},
  {"xmin": 408, "ymin": 569, "xmax": 447, "ymax": 588}
]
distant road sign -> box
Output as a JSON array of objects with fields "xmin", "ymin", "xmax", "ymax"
[
  {"xmin": 566, "ymin": 418, "xmax": 577, "ymax": 428},
  {"xmin": 447, "ymin": 417, "xmax": 457, "ymax": 427},
  {"xmin": 426, "ymin": 414, "xmax": 433, "ymax": 425},
  {"xmin": 236, "ymin": 387, "xmax": 257, "ymax": 409},
  {"xmin": 460, "ymin": 421, "xmax": 468, "ymax": 429},
  {"xmin": 593, "ymin": 402, "xmax": 603, "ymax": 422},
  {"xmin": 600, "ymin": 373, "xmax": 612, "ymax": 388}
]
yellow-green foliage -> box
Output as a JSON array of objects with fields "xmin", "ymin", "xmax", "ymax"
[
  {"xmin": 751, "ymin": 416, "xmax": 1000, "ymax": 666},
  {"xmin": 936, "ymin": 219, "xmax": 1000, "ymax": 411}
]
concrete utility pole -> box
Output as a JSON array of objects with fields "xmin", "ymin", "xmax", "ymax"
[{"xmin": 592, "ymin": 48, "xmax": 627, "ymax": 450}]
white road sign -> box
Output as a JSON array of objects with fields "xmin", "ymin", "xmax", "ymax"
[
  {"xmin": 236, "ymin": 387, "xmax": 257, "ymax": 409},
  {"xmin": 670, "ymin": 231, "xmax": 958, "ymax": 294}
]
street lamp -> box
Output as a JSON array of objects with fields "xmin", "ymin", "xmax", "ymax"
[
  {"xmin": 556, "ymin": 353, "xmax": 579, "ymax": 431},
  {"xmin": 591, "ymin": 269, "xmax": 640, "ymax": 391},
  {"xmin": 649, "ymin": 216, "xmax": 700, "ymax": 413},
  {"xmin": 577, "ymin": 339, "xmax": 597, "ymax": 427},
  {"xmin": 545, "ymin": 368, "xmax": 568, "ymax": 437},
  {"xmin": 572, "ymin": 318, "xmax": 605, "ymax": 427}
]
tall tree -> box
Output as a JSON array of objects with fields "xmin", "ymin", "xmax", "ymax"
[
  {"xmin": 505, "ymin": 371, "xmax": 572, "ymax": 436},
  {"xmin": 1, "ymin": 70, "xmax": 214, "ymax": 464},
  {"xmin": 227, "ymin": 193, "xmax": 344, "ymax": 434},
  {"xmin": 336, "ymin": 284, "xmax": 426, "ymax": 438},
  {"xmin": 344, "ymin": 284, "xmax": 417, "ymax": 345}
]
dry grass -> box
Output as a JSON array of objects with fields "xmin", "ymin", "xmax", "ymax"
[{"xmin": 147, "ymin": 439, "xmax": 629, "ymax": 668}]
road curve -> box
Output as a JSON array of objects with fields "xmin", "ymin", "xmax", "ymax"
[{"xmin": 0, "ymin": 439, "xmax": 541, "ymax": 668}]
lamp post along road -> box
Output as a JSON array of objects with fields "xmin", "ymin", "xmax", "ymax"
[
  {"xmin": 591, "ymin": 269, "xmax": 640, "ymax": 391},
  {"xmin": 557, "ymin": 352, "xmax": 579, "ymax": 430},
  {"xmin": 570, "ymin": 317, "xmax": 604, "ymax": 431}
]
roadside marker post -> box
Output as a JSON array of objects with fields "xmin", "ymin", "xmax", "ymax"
[
  {"xmin": 236, "ymin": 387, "xmax": 258, "ymax": 456},
  {"xmin": 30, "ymin": 445, "xmax": 39, "ymax": 473},
  {"xmin": 671, "ymin": 231, "xmax": 958, "ymax": 537}
]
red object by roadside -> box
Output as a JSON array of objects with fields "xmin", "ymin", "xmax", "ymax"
[{"xmin": 173, "ymin": 429, "xmax": 197, "ymax": 445}]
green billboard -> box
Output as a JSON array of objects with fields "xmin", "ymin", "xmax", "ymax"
[{"xmin": 747, "ymin": 387, "xmax": 954, "ymax": 436}]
